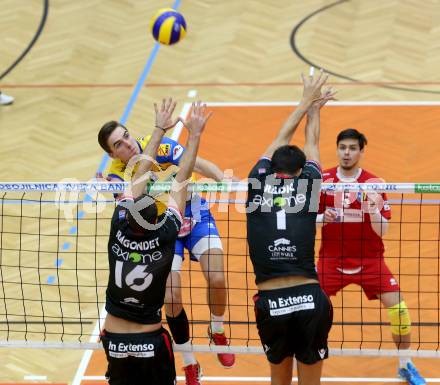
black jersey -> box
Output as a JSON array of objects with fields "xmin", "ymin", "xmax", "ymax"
[
  {"xmin": 246, "ymin": 158, "xmax": 322, "ymax": 284},
  {"xmin": 106, "ymin": 202, "xmax": 182, "ymax": 324}
]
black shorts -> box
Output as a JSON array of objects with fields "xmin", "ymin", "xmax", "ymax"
[
  {"xmin": 253, "ymin": 283, "xmax": 333, "ymax": 365},
  {"xmin": 101, "ymin": 327, "xmax": 176, "ymax": 385}
]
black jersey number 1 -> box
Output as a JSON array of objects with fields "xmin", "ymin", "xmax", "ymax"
[{"xmin": 276, "ymin": 209, "xmax": 286, "ymax": 230}]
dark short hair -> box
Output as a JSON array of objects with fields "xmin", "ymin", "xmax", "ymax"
[
  {"xmin": 336, "ymin": 128, "xmax": 368, "ymax": 150},
  {"xmin": 271, "ymin": 145, "xmax": 306, "ymax": 175},
  {"xmin": 98, "ymin": 120, "xmax": 127, "ymax": 153},
  {"xmin": 126, "ymin": 194, "xmax": 158, "ymax": 231}
]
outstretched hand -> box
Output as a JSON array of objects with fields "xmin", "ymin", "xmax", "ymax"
[
  {"xmin": 182, "ymin": 101, "xmax": 212, "ymax": 136},
  {"xmin": 309, "ymin": 86, "xmax": 338, "ymax": 112},
  {"xmin": 301, "ymin": 68, "xmax": 329, "ymax": 105},
  {"xmin": 154, "ymin": 97, "xmax": 180, "ymax": 131}
]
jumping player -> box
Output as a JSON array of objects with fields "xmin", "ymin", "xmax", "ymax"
[
  {"xmin": 98, "ymin": 99, "xmax": 234, "ymax": 385},
  {"xmin": 101, "ymin": 99, "xmax": 211, "ymax": 385},
  {"xmin": 246, "ymin": 70, "xmax": 335, "ymax": 385}
]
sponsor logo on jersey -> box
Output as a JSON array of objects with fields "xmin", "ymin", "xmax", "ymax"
[
  {"xmin": 268, "ymin": 294, "xmax": 315, "ymax": 316},
  {"xmin": 248, "ymin": 177, "xmax": 321, "ymax": 213},
  {"xmin": 268, "ymin": 238, "xmax": 297, "ymax": 260},
  {"xmin": 157, "ymin": 143, "xmax": 171, "ymax": 157},
  {"xmin": 172, "ymin": 145, "xmax": 184, "ymax": 160},
  {"xmin": 129, "ymin": 252, "xmax": 142, "ymax": 263},
  {"xmin": 273, "ymin": 238, "xmax": 290, "ymax": 246},
  {"xmin": 273, "ymin": 196, "xmax": 287, "ymax": 207},
  {"xmin": 112, "ymin": 243, "xmax": 163, "ymax": 264},
  {"xmin": 118, "ymin": 209, "xmax": 126, "ymax": 220},
  {"xmin": 390, "ymin": 278, "xmax": 398, "ymax": 286},
  {"xmin": 258, "ymin": 168, "xmax": 266, "ymax": 174},
  {"xmin": 318, "ymin": 348, "xmax": 327, "ymax": 359},
  {"xmin": 123, "ymin": 297, "xmax": 140, "ymax": 304},
  {"xmin": 252, "ymin": 193, "xmax": 307, "ymax": 210}
]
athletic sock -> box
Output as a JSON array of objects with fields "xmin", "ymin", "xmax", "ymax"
[
  {"xmin": 399, "ymin": 357, "xmax": 412, "ymax": 368},
  {"xmin": 210, "ymin": 314, "xmax": 224, "ymax": 334},
  {"xmin": 175, "ymin": 340, "xmax": 197, "ymax": 366}
]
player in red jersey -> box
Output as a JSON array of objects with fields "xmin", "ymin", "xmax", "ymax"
[{"xmin": 316, "ymin": 128, "xmax": 425, "ymax": 385}]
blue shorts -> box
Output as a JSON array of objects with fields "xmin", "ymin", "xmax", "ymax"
[{"xmin": 172, "ymin": 196, "xmax": 223, "ymax": 269}]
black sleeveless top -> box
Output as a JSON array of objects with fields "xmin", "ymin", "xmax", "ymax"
[
  {"xmin": 105, "ymin": 202, "xmax": 182, "ymax": 324},
  {"xmin": 246, "ymin": 158, "xmax": 322, "ymax": 284}
]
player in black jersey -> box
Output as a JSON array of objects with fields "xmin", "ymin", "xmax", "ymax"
[
  {"xmin": 101, "ymin": 98, "xmax": 212, "ymax": 385},
  {"xmin": 246, "ymin": 71, "xmax": 335, "ymax": 385}
]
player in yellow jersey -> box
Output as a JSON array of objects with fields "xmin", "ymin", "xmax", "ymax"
[{"xmin": 98, "ymin": 99, "xmax": 234, "ymax": 385}]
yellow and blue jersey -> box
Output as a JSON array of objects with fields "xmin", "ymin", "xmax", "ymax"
[
  {"xmin": 106, "ymin": 135, "xmax": 185, "ymax": 181},
  {"xmin": 105, "ymin": 134, "xmax": 222, "ymax": 253}
]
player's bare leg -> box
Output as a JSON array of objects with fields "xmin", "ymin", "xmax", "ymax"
[
  {"xmin": 297, "ymin": 360, "xmax": 323, "ymax": 385},
  {"xmin": 200, "ymin": 248, "xmax": 226, "ymax": 317},
  {"xmin": 270, "ymin": 357, "xmax": 294, "ymax": 385},
  {"xmin": 200, "ymin": 248, "xmax": 235, "ymax": 367}
]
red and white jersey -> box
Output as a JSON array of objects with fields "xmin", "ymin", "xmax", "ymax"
[{"xmin": 318, "ymin": 167, "xmax": 391, "ymax": 269}]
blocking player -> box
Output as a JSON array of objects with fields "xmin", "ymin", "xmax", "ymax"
[
  {"xmin": 101, "ymin": 99, "xmax": 210, "ymax": 385},
  {"xmin": 246, "ymin": 70, "xmax": 334, "ymax": 385},
  {"xmin": 316, "ymin": 128, "xmax": 426, "ymax": 385},
  {"xmin": 98, "ymin": 100, "xmax": 234, "ymax": 385}
]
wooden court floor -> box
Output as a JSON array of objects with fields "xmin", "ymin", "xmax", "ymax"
[{"xmin": 1, "ymin": 0, "xmax": 440, "ymax": 384}]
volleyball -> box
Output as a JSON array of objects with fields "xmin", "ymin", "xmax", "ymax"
[{"xmin": 150, "ymin": 8, "xmax": 187, "ymax": 45}]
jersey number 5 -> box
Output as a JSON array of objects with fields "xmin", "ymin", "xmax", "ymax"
[{"xmin": 115, "ymin": 261, "xmax": 153, "ymax": 292}]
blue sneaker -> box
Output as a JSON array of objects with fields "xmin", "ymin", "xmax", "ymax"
[{"xmin": 398, "ymin": 363, "xmax": 426, "ymax": 385}]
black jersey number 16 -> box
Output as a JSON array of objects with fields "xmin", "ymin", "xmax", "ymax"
[{"xmin": 114, "ymin": 261, "xmax": 153, "ymax": 292}]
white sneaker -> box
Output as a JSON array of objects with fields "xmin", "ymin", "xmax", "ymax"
[{"xmin": 0, "ymin": 92, "xmax": 14, "ymax": 105}]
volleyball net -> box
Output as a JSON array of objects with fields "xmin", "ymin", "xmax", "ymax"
[{"xmin": 0, "ymin": 182, "xmax": 439, "ymax": 358}]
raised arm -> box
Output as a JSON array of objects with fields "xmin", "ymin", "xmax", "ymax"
[
  {"xmin": 128, "ymin": 98, "xmax": 179, "ymax": 198},
  {"xmin": 304, "ymin": 87, "xmax": 337, "ymax": 162},
  {"xmin": 170, "ymin": 101, "xmax": 212, "ymax": 213},
  {"xmin": 262, "ymin": 69, "xmax": 329, "ymax": 159},
  {"xmin": 194, "ymin": 156, "xmax": 226, "ymax": 182}
]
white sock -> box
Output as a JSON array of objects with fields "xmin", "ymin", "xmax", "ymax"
[
  {"xmin": 175, "ymin": 341, "xmax": 197, "ymax": 366},
  {"xmin": 399, "ymin": 357, "xmax": 412, "ymax": 368},
  {"xmin": 210, "ymin": 314, "xmax": 224, "ymax": 333}
]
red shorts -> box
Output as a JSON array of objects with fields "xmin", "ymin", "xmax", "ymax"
[{"xmin": 317, "ymin": 258, "xmax": 400, "ymax": 300}]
